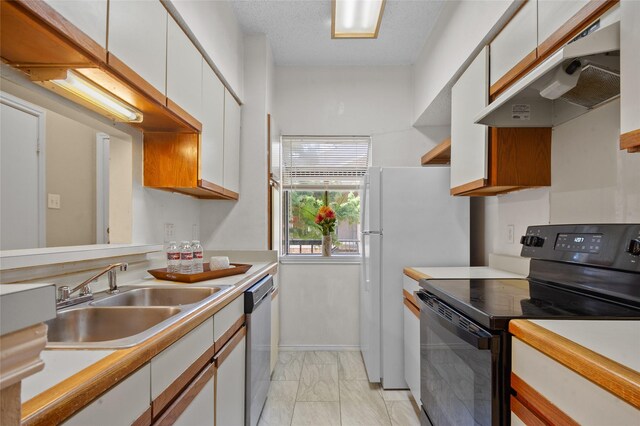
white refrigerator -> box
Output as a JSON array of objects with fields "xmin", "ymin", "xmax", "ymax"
[{"xmin": 360, "ymin": 167, "xmax": 469, "ymax": 389}]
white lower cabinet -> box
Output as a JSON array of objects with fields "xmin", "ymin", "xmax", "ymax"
[
  {"xmin": 271, "ymin": 283, "xmax": 280, "ymax": 374},
  {"xmin": 151, "ymin": 317, "xmax": 214, "ymax": 401},
  {"xmin": 215, "ymin": 327, "xmax": 246, "ymax": 426},
  {"xmin": 402, "ymin": 275, "xmax": 421, "ymax": 404},
  {"xmin": 512, "ymin": 337, "xmax": 639, "ymax": 425},
  {"xmin": 62, "ymin": 364, "xmax": 150, "ymax": 426},
  {"xmin": 171, "ymin": 364, "xmax": 216, "ymax": 426}
]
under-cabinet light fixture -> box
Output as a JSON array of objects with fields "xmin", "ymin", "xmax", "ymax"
[
  {"xmin": 332, "ymin": 0, "xmax": 386, "ymax": 39},
  {"xmin": 31, "ymin": 69, "xmax": 143, "ymax": 123}
]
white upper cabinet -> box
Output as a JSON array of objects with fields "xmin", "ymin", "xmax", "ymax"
[
  {"xmin": 490, "ymin": 0, "xmax": 538, "ymax": 86},
  {"xmin": 620, "ymin": 0, "xmax": 640, "ymax": 141},
  {"xmin": 167, "ymin": 17, "xmax": 203, "ymax": 121},
  {"xmin": 108, "ymin": 0, "xmax": 167, "ymax": 95},
  {"xmin": 450, "ymin": 46, "xmax": 489, "ymax": 191},
  {"xmin": 537, "ymin": 0, "xmax": 590, "ymax": 44},
  {"xmin": 201, "ymin": 63, "xmax": 225, "ymax": 187},
  {"xmin": 44, "ymin": 0, "xmax": 107, "ymax": 48},
  {"xmin": 224, "ymin": 90, "xmax": 241, "ymax": 194}
]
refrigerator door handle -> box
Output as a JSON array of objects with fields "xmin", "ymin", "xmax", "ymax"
[{"xmin": 361, "ymin": 230, "xmax": 382, "ymax": 235}]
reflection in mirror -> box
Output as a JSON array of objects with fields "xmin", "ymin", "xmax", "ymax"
[{"xmin": 0, "ymin": 76, "xmax": 133, "ymax": 250}]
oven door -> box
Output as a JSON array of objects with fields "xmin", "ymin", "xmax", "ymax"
[{"xmin": 416, "ymin": 291, "xmax": 501, "ymax": 426}]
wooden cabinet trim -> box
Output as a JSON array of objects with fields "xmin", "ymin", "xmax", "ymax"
[
  {"xmin": 107, "ymin": 53, "xmax": 166, "ymax": 106},
  {"xmin": 153, "ymin": 362, "xmax": 216, "ymax": 426},
  {"xmin": 421, "ymin": 138, "xmax": 451, "ymax": 166},
  {"xmin": 152, "ymin": 342, "xmax": 216, "ymax": 417},
  {"xmin": 403, "ymin": 267, "xmax": 431, "ymax": 281},
  {"xmin": 9, "ymin": 0, "xmax": 107, "ymax": 64},
  {"xmin": 402, "ymin": 289, "xmax": 420, "ymax": 310},
  {"xmin": 537, "ymin": 0, "xmax": 619, "ymax": 58},
  {"xmin": 489, "ymin": 49, "xmax": 537, "ymax": 98},
  {"xmin": 450, "ymin": 178, "xmax": 487, "ymax": 196},
  {"xmin": 132, "ymin": 406, "xmax": 152, "ymax": 426},
  {"xmin": 271, "ymin": 287, "xmax": 279, "ymax": 300},
  {"xmin": 509, "ymin": 320, "xmax": 640, "ymax": 409},
  {"xmin": 222, "ymin": 188, "xmax": 239, "ymax": 200},
  {"xmin": 214, "ymin": 326, "xmax": 246, "ymax": 368},
  {"xmin": 620, "ymin": 129, "xmax": 640, "ymax": 150},
  {"xmin": 510, "ymin": 395, "xmax": 546, "ymax": 426},
  {"xmin": 403, "ymin": 297, "xmax": 420, "ymax": 319},
  {"xmin": 166, "ymin": 99, "xmax": 202, "ymax": 133},
  {"xmin": 213, "ymin": 315, "xmax": 245, "ymax": 355},
  {"xmin": 491, "ymin": 0, "xmax": 618, "ymax": 98},
  {"xmin": 511, "ymin": 374, "xmax": 579, "ymax": 426}
]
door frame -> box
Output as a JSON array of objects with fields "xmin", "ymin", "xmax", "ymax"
[
  {"xmin": 95, "ymin": 132, "xmax": 110, "ymax": 244},
  {"xmin": 0, "ymin": 91, "xmax": 47, "ymax": 248}
]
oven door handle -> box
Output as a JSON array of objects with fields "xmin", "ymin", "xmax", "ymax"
[{"xmin": 416, "ymin": 291, "xmax": 497, "ymax": 351}]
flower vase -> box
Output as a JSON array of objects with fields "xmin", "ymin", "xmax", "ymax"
[{"xmin": 322, "ymin": 235, "xmax": 332, "ymax": 257}]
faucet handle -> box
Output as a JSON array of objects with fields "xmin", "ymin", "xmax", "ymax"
[
  {"xmin": 79, "ymin": 283, "xmax": 93, "ymax": 296},
  {"xmin": 57, "ymin": 286, "xmax": 70, "ymax": 302}
]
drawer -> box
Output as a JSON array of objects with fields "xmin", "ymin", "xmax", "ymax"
[
  {"xmin": 214, "ymin": 296, "xmax": 244, "ymax": 351},
  {"xmin": 512, "ymin": 337, "xmax": 638, "ymax": 425},
  {"xmin": 151, "ymin": 317, "xmax": 214, "ymax": 403},
  {"xmin": 63, "ymin": 364, "xmax": 150, "ymax": 426}
]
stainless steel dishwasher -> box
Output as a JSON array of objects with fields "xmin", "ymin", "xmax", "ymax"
[{"xmin": 245, "ymin": 274, "xmax": 273, "ymax": 426}]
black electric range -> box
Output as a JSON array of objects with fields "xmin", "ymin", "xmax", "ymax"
[{"xmin": 416, "ymin": 224, "xmax": 640, "ymax": 426}]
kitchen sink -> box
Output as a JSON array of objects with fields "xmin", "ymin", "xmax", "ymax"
[
  {"xmin": 92, "ymin": 286, "xmax": 227, "ymax": 307},
  {"xmin": 46, "ymin": 306, "xmax": 181, "ymax": 347}
]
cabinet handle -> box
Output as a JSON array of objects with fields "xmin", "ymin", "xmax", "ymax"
[
  {"xmin": 214, "ymin": 325, "xmax": 246, "ymax": 368},
  {"xmin": 153, "ymin": 362, "xmax": 216, "ymax": 426}
]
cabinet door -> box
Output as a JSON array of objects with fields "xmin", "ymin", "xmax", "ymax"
[
  {"xmin": 450, "ymin": 46, "xmax": 489, "ymax": 191},
  {"xmin": 537, "ymin": 0, "xmax": 590, "ymax": 45},
  {"xmin": 44, "ymin": 0, "xmax": 107, "ymax": 48},
  {"xmin": 215, "ymin": 328, "xmax": 246, "ymax": 426},
  {"xmin": 108, "ymin": 0, "xmax": 167, "ymax": 95},
  {"xmin": 201, "ymin": 63, "xmax": 225, "ymax": 187},
  {"xmin": 490, "ymin": 0, "xmax": 537, "ymax": 87},
  {"xmin": 156, "ymin": 363, "xmax": 216, "ymax": 426},
  {"xmin": 403, "ymin": 301, "xmax": 420, "ymax": 404},
  {"xmin": 620, "ymin": 0, "xmax": 640, "ymax": 148},
  {"xmin": 223, "ymin": 90, "xmax": 241, "ymax": 194},
  {"xmin": 63, "ymin": 364, "xmax": 150, "ymax": 426},
  {"xmin": 167, "ymin": 18, "xmax": 203, "ymax": 121}
]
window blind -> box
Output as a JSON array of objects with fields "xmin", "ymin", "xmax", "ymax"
[{"xmin": 281, "ymin": 136, "xmax": 371, "ymax": 189}]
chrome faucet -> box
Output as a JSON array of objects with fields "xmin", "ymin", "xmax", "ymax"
[{"xmin": 57, "ymin": 262, "xmax": 128, "ymax": 309}]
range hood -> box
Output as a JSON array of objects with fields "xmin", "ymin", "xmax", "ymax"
[{"xmin": 476, "ymin": 19, "xmax": 620, "ymax": 128}]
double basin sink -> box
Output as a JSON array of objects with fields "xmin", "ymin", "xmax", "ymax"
[{"xmin": 46, "ymin": 286, "xmax": 233, "ymax": 349}]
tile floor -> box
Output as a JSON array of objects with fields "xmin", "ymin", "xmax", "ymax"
[{"xmin": 258, "ymin": 351, "xmax": 421, "ymax": 426}]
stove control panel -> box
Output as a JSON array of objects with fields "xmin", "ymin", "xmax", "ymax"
[{"xmin": 520, "ymin": 224, "xmax": 640, "ymax": 272}]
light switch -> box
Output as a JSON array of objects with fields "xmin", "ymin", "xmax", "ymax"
[
  {"xmin": 507, "ymin": 224, "xmax": 514, "ymax": 244},
  {"xmin": 48, "ymin": 193, "xmax": 61, "ymax": 209}
]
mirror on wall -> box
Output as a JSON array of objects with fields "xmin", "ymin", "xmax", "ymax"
[{"xmin": 0, "ymin": 76, "xmax": 133, "ymax": 251}]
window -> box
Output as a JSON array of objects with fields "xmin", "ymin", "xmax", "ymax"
[{"xmin": 281, "ymin": 136, "xmax": 371, "ymax": 257}]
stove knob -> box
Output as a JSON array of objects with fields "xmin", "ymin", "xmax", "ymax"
[
  {"xmin": 520, "ymin": 236, "xmax": 528, "ymax": 245},
  {"xmin": 530, "ymin": 236, "xmax": 544, "ymax": 247},
  {"xmin": 627, "ymin": 239, "xmax": 640, "ymax": 256}
]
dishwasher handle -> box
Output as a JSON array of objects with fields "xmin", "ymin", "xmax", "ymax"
[{"xmin": 245, "ymin": 275, "xmax": 273, "ymax": 313}]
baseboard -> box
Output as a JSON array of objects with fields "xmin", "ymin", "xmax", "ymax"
[{"xmin": 278, "ymin": 345, "xmax": 360, "ymax": 352}]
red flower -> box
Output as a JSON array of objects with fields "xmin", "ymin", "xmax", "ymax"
[{"xmin": 315, "ymin": 213, "xmax": 324, "ymax": 224}]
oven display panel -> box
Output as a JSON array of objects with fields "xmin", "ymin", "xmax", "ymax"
[{"xmin": 555, "ymin": 233, "xmax": 603, "ymax": 253}]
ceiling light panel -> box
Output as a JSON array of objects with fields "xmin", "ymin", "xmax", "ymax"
[{"xmin": 332, "ymin": 0, "xmax": 386, "ymax": 39}]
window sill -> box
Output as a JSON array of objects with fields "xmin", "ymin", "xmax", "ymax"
[{"xmin": 279, "ymin": 255, "xmax": 361, "ymax": 265}]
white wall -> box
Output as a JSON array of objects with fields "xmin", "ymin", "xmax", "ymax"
[
  {"xmin": 274, "ymin": 66, "xmax": 448, "ymax": 348},
  {"xmin": 474, "ymin": 99, "xmax": 640, "ymax": 264},
  {"xmin": 199, "ymin": 35, "xmax": 272, "ymax": 251},
  {"xmin": 412, "ymin": 0, "xmax": 519, "ymax": 125},
  {"xmin": 169, "ymin": 0, "xmax": 245, "ymax": 100}
]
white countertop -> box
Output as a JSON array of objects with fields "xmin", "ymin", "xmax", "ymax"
[
  {"xmin": 530, "ymin": 320, "xmax": 640, "ymax": 372},
  {"xmin": 0, "ymin": 283, "xmax": 56, "ymax": 335},
  {"xmin": 406, "ymin": 266, "xmax": 524, "ymax": 280}
]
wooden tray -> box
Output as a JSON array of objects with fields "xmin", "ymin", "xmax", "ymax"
[{"xmin": 148, "ymin": 263, "xmax": 252, "ymax": 283}]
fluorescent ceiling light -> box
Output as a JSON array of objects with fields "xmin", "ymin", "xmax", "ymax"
[
  {"xmin": 332, "ymin": 0, "xmax": 386, "ymax": 39},
  {"xmin": 40, "ymin": 70, "xmax": 142, "ymax": 123}
]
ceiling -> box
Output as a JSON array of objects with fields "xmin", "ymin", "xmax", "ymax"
[{"xmin": 230, "ymin": 0, "xmax": 445, "ymax": 66}]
